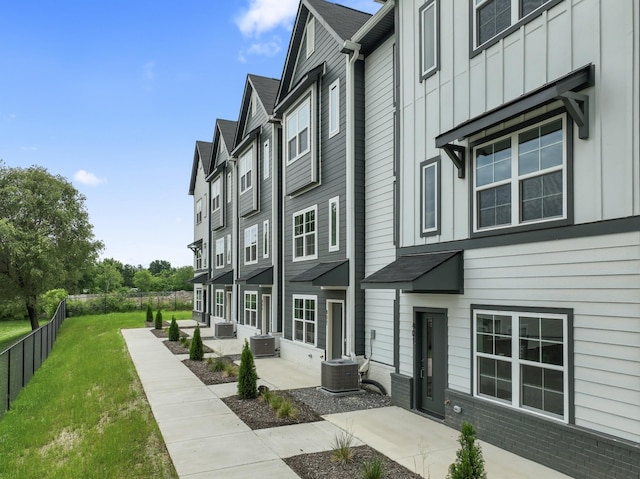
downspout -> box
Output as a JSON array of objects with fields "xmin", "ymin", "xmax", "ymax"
[{"xmin": 344, "ymin": 40, "xmax": 361, "ymax": 357}]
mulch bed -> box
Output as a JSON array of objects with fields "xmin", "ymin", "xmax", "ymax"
[
  {"xmin": 222, "ymin": 392, "xmax": 322, "ymax": 430},
  {"xmin": 285, "ymin": 445, "xmax": 422, "ymax": 479},
  {"xmin": 162, "ymin": 339, "xmax": 213, "ymax": 355},
  {"xmin": 181, "ymin": 357, "xmax": 239, "ymax": 385}
]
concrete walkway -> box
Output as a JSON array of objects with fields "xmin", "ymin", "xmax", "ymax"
[{"xmin": 122, "ymin": 325, "xmax": 572, "ymax": 479}]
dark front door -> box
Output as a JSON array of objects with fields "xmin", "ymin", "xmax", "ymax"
[{"xmin": 415, "ymin": 310, "xmax": 447, "ymax": 418}]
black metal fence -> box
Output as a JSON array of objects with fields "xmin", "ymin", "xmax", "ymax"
[{"xmin": 0, "ymin": 300, "xmax": 66, "ymax": 419}]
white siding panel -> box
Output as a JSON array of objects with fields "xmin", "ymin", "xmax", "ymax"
[
  {"xmin": 546, "ymin": 6, "xmax": 571, "ymax": 80},
  {"xmin": 523, "ymin": 20, "xmax": 547, "ymax": 91},
  {"xmin": 503, "ymin": 37, "xmax": 524, "ymax": 100},
  {"xmin": 485, "ymin": 52, "xmax": 503, "ymax": 110}
]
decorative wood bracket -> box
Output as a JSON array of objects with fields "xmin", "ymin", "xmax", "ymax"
[
  {"xmin": 559, "ymin": 91, "xmax": 589, "ymax": 139},
  {"xmin": 441, "ymin": 144, "xmax": 466, "ymax": 179}
]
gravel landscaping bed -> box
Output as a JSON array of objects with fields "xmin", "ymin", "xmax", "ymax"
[
  {"xmin": 288, "ymin": 387, "xmax": 391, "ymax": 415},
  {"xmin": 285, "ymin": 445, "xmax": 422, "ymax": 479},
  {"xmin": 222, "ymin": 392, "xmax": 322, "ymax": 430}
]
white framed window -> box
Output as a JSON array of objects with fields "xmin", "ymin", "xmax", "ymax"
[
  {"xmin": 419, "ymin": 0, "xmax": 438, "ymax": 79},
  {"xmin": 473, "ymin": 307, "xmax": 569, "ymax": 421},
  {"xmin": 293, "ymin": 295, "xmax": 316, "ymax": 345},
  {"xmin": 226, "ymin": 171, "xmax": 232, "ymax": 203},
  {"xmin": 195, "ymin": 198, "xmax": 202, "ymax": 224},
  {"xmin": 195, "ymin": 248, "xmax": 202, "ymax": 270},
  {"xmin": 215, "ymin": 237, "xmax": 225, "ymax": 268},
  {"xmin": 263, "ymin": 140, "xmax": 270, "ymax": 180},
  {"xmin": 203, "ymin": 243, "xmax": 207, "ymax": 268},
  {"xmin": 239, "ymin": 149, "xmax": 253, "ymax": 194},
  {"xmin": 215, "ymin": 289, "xmax": 224, "ymax": 317},
  {"xmin": 195, "ymin": 287, "xmax": 202, "ymax": 311},
  {"xmin": 285, "ymin": 96, "xmax": 311, "ymax": 164},
  {"xmin": 328, "ymin": 79, "xmax": 340, "ymax": 137},
  {"xmin": 263, "ymin": 220, "xmax": 270, "ymax": 258},
  {"xmin": 203, "ymin": 194, "xmax": 207, "ymax": 218},
  {"xmin": 244, "ymin": 291, "xmax": 258, "ymax": 327},
  {"xmin": 474, "ymin": 0, "xmax": 552, "ymax": 48},
  {"xmin": 211, "ymin": 178, "xmax": 221, "ymax": 212},
  {"xmin": 293, "ymin": 205, "xmax": 317, "ymax": 261},
  {"xmin": 226, "ymin": 233, "xmax": 232, "ymax": 264},
  {"xmin": 306, "ymin": 17, "xmax": 315, "ymax": 58},
  {"xmin": 328, "ymin": 196, "xmax": 339, "ymax": 251},
  {"xmin": 421, "ymin": 158, "xmax": 439, "ymax": 235},
  {"xmin": 473, "ymin": 115, "xmax": 566, "ymax": 232},
  {"xmin": 244, "ymin": 225, "xmax": 258, "ymax": 265}
]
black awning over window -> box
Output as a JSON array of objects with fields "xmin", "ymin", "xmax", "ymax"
[
  {"xmin": 237, "ymin": 266, "xmax": 273, "ymax": 285},
  {"xmin": 187, "ymin": 272, "xmax": 209, "ymax": 284},
  {"xmin": 206, "ymin": 270, "xmax": 234, "ymax": 285},
  {"xmin": 290, "ymin": 260, "xmax": 349, "ymax": 287},
  {"xmin": 187, "ymin": 239, "xmax": 203, "ymax": 251},
  {"xmin": 361, "ymin": 251, "xmax": 463, "ymax": 294}
]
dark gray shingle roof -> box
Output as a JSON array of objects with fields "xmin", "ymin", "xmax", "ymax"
[
  {"xmin": 306, "ymin": 0, "xmax": 372, "ymax": 41},
  {"xmin": 216, "ymin": 119, "xmax": 237, "ymax": 154},
  {"xmin": 249, "ymin": 74, "xmax": 280, "ymax": 115}
]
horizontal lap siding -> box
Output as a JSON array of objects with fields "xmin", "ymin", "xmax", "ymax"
[
  {"xmin": 364, "ymin": 36, "xmax": 395, "ymax": 367},
  {"xmin": 398, "ymin": 232, "xmax": 640, "ymax": 442}
]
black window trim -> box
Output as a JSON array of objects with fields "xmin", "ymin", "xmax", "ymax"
[
  {"xmin": 469, "ymin": 0, "xmax": 564, "ymax": 58},
  {"xmin": 419, "ymin": 0, "xmax": 440, "ymax": 81},
  {"xmin": 467, "ymin": 107, "xmax": 574, "ymax": 238}
]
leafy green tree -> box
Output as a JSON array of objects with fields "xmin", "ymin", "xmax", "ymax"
[
  {"xmin": 133, "ymin": 270, "xmax": 154, "ymax": 292},
  {"xmin": 447, "ymin": 422, "xmax": 487, "ymax": 479},
  {"xmin": 189, "ymin": 326, "xmax": 204, "ymax": 360},
  {"xmin": 149, "ymin": 260, "xmax": 172, "ymax": 276},
  {"xmin": 121, "ymin": 264, "xmax": 139, "ymax": 288},
  {"xmin": 0, "ymin": 162, "xmax": 103, "ymax": 330},
  {"xmin": 41, "ymin": 289, "xmax": 68, "ymax": 318},
  {"xmin": 171, "ymin": 266, "xmax": 194, "ymax": 291},
  {"xmin": 94, "ymin": 261, "xmax": 123, "ymax": 293},
  {"xmin": 237, "ymin": 340, "xmax": 258, "ymax": 399}
]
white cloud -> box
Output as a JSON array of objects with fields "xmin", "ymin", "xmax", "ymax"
[
  {"xmin": 74, "ymin": 170, "xmax": 106, "ymax": 186},
  {"xmin": 236, "ymin": 0, "xmax": 298, "ymax": 37},
  {"xmin": 246, "ymin": 38, "xmax": 282, "ymax": 57}
]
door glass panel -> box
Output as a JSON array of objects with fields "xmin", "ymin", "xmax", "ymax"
[{"xmin": 426, "ymin": 318, "xmax": 433, "ymax": 399}]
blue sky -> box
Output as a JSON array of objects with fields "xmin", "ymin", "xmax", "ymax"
[{"xmin": 0, "ymin": 0, "xmax": 379, "ymax": 268}]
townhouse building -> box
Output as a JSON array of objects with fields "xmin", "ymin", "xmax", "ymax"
[
  {"xmin": 360, "ymin": 1, "xmax": 640, "ymax": 477},
  {"xmin": 231, "ymin": 74, "xmax": 282, "ymax": 339}
]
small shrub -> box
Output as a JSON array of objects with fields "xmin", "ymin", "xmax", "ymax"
[
  {"xmin": 447, "ymin": 421, "xmax": 487, "ymax": 479},
  {"xmin": 268, "ymin": 394, "xmax": 284, "ymax": 411},
  {"xmin": 189, "ymin": 325, "xmax": 204, "ymax": 360},
  {"xmin": 276, "ymin": 398, "xmax": 299, "ymax": 419},
  {"xmin": 362, "ymin": 456, "xmax": 384, "ymax": 479},
  {"xmin": 168, "ymin": 317, "xmax": 180, "ymax": 341},
  {"xmin": 259, "ymin": 387, "xmax": 273, "ymax": 403},
  {"xmin": 223, "ymin": 363, "xmax": 238, "ymax": 378},
  {"xmin": 154, "ymin": 309, "xmax": 163, "ymax": 330},
  {"xmin": 208, "ymin": 356, "xmax": 227, "ymax": 372},
  {"xmin": 331, "ymin": 429, "xmax": 354, "ymax": 463},
  {"xmin": 145, "ymin": 303, "xmax": 153, "ymax": 323},
  {"xmin": 180, "ymin": 337, "xmax": 191, "ymax": 348},
  {"xmin": 237, "ymin": 340, "xmax": 258, "ymax": 399}
]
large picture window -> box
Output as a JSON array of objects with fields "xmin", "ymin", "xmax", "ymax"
[
  {"xmin": 239, "ymin": 149, "xmax": 253, "ymax": 194},
  {"xmin": 293, "ymin": 295, "xmax": 316, "ymax": 345},
  {"xmin": 473, "ymin": 0, "xmax": 554, "ymax": 49},
  {"xmin": 286, "ymin": 97, "xmax": 311, "ymax": 163},
  {"xmin": 419, "ymin": 0, "xmax": 439, "ymax": 79},
  {"xmin": 473, "ymin": 115, "xmax": 566, "ymax": 232},
  {"xmin": 244, "ymin": 225, "xmax": 258, "ymax": 265},
  {"xmin": 244, "ymin": 291, "xmax": 257, "ymax": 327},
  {"xmin": 473, "ymin": 307, "xmax": 569, "ymax": 421},
  {"xmin": 421, "ymin": 158, "xmax": 439, "ymax": 235},
  {"xmin": 293, "ymin": 205, "xmax": 317, "ymax": 261}
]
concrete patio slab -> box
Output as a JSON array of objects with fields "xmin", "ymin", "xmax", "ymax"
[
  {"xmin": 182, "ymin": 459, "xmax": 299, "ymax": 479},
  {"xmin": 254, "ymin": 356, "xmax": 321, "ymax": 390}
]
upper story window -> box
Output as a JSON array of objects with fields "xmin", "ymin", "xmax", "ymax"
[
  {"xmin": 226, "ymin": 233, "xmax": 232, "ymax": 264},
  {"xmin": 211, "ymin": 178, "xmax": 221, "ymax": 212},
  {"xmin": 239, "ymin": 149, "xmax": 253, "ymax": 194},
  {"xmin": 473, "ymin": 306, "xmax": 569, "ymax": 421},
  {"xmin": 328, "ymin": 79, "xmax": 340, "ymax": 137},
  {"xmin": 472, "ymin": 115, "xmax": 567, "ymax": 232},
  {"xmin": 244, "ymin": 224, "xmax": 258, "ymax": 265},
  {"xmin": 215, "ymin": 237, "xmax": 224, "ymax": 268},
  {"xmin": 286, "ymin": 96, "xmax": 311, "ymax": 164},
  {"xmin": 196, "ymin": 198, "xmax": 202, "ymax": 224},
  {"xmin": 421, "ymin": 157, "xmax": 440, "ymax": 236},
  {"xmin": 263, "ymin": 220, "xmax": 270, "ymax": 258},
  {"xmin": 474, "ymin": 0, "xmax": 554, "ymax": 50},
  {"xmin": 329, "ymin": 196, "xmax": 339, "ymax": 252},
  {"xmin": 293, "ymin": 205, "xmax": 317, "ymax": 261},
  {"xmin": 419, "ymin": 0, "xmax": 439, "ymax": 79},
  {"xmin": 306, "ymin": 17, "xmax": 315, "ymax": 58},
  {"xmin": 263, "ymin": 140, "xmax": 270, "ymax": 180},
  {"xmin": 227, "ymin": 172, "xmax": 232, "ymax": 203}
]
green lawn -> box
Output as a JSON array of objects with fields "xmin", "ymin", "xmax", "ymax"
[
  {"xmin": 0, "ymin": 311, "xmax": 191, "ymax": 479},
  {"xmin": 0, "ymin": 321, "xmax": 48, "ymax": 353}
]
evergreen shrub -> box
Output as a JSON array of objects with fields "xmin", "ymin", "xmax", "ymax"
[
  {"xmin": 237, "ymin": 340, "xmax": 258, "ymax": 399},
  {"xmin": 168, "ymin": 316, "xmax": 180, "ymax": 341},
  {"xmin": 189, "ymin": 325, "xmax": 204, "ymax": 360},
  {"xmin": 447, "ymin": 421, "xmax": 487, "ymax": 479}
]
